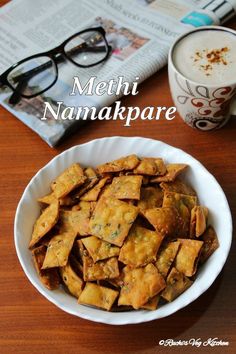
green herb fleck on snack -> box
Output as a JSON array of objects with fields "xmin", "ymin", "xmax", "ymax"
[{"xmin": 111, "ymin": 230, "xmax": 120, "ymax": 239}]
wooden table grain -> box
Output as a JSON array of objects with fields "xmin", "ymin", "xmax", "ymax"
[{"xmin": 0, "ymin": 1, "xmax": 235, "ymax": 353}]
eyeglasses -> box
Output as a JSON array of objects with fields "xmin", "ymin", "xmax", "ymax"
[{"xmin": 0, "ymin": 27, "xmax": 112, "ymax": 104}]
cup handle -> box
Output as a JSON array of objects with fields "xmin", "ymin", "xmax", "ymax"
[{"xmin": 230, "ymin": 98, "xmax": 236, "ymax": 116}]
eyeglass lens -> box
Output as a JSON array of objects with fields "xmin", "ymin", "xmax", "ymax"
[
  {"xmin": 7, "ymin": 56, "xmax": 57, "ymax": 97},
  {"xmin": 6, "ymin": 30, "xmax": 108, "ymax": 99},
  {"xmin": 64, "ymin": 30, "xmax": 108, "ymax": 66}
]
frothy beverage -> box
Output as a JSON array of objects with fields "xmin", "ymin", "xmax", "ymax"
[{"xmin": 172, "ymin": 29, "xmax": 236, "ymax": 85}]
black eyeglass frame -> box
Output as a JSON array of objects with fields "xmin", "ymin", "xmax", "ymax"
[{"xmin": 0, "ymin": 26, "xmax": 112, "ymax": 99}]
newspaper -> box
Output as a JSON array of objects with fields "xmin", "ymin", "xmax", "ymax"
[{"xmin": 0, "ymin": 0, "xmax": 235, "ymax": 146}]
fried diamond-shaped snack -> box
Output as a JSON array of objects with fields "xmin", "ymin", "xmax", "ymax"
[
  {"xmin": 142, "ymin": 207, "xmax": 180, "ymax": 238},
  {"xmin": 90, "ymin": 200, "xmax": 97, "ymax": 210},
  {"xmin": 51, "ymin": 163, "xmax": 86, "ymax": 198},
  {"xmin": 38, "ymin": 192, "xmax": 76, "ymax": 207},
  {"xmin": 84, "ymin": 167, "xmax": 98, "ymax": 179},
  {"xmin": 190, "ymin": 206, "xmax": 208, "ymax": 238},
  {"xmin": 60, "ymin": 262, "xmax": 83, "ymax": 298},
  {"xmin": 150, "ymin": 164, "xmax": 188, "ymax": 183},
  {"xmin": 163, "ymin": 191, "xmax": 197, "ymax": 211},
  {"xmin": 199, "ymin": 226, "xmax": 219, "ymax": 264},
  {"xmin": 82, "ymin": 166, "xmax": 98, "ymax": 184},
  {"xmin": 81, "ymin": 236, "xmax": 120, "ymax": 262},
  {"xmin": 161, "ymin": 267, "xmax": 193, "ymax": 302},
  {"xmin": 89, "ymin": 197, "xmax": 139, "ymax": 246},
  {"xmin": 162, "ymin": 191, "xmax": 197, "ymax": 237},
  {"xmin": 119, "ymin": 225, "xmax": 163, "ymax": 267},
  {"xmin": 42, "ymin": 231, "xmax": 77, "ymax": 269},
  {"xmin": 32, "ymin": 245, "xmax": 60, "ymax": 290},
  {"xmin": 38, "ymin": 192, "xmax": 57, "ymax": 205},
  {"xmin": 96, "ymin": 155, "xmax": 139, "ymax": 174},
  {"xmin": 108, "ymin": 271, "xmax": 125, "ymax": 288},
  {"xmin": 141, "ymin": 295, "xmax": 160, "ymax": 310},
  {"xmin": 160, "ymin": 178, "xmax": 196, "ymax": 196},
  {"xmin": 175, "ymin": 239, "xmax": 203, "ymax": 276},
  {"xmin": 38, "ymin": 192, "xmax": 75, "ymax": 206},
  {"xmin": 29, "ymin": 201, "xmax": 59, "ymax": 249},
  {"xmin": 78, "ymin": 283, "xmax": 119, "ymax": 311},
  {"xmin": 155, "ymin": 241, "xmax": 180, "ymax": 278},
  {"xmin": 110, "ymin": 175, "xmax": 143, "ymax": 200},
  {"xmin": 137, "ymin": 186, "xmax": 163, "ymax": 211},
  {"xmin": 59, "ymin": 201, "xmax": 92, "ymax": 236},
  {"xmin": 98, "ymin": 183, "xmax": 113, "ymax": 199},
  {"xmin": 80, "ymin": 177, "xmax": 109, "ymax": 202},
  {"xmin": 118, "ymin": 264, "xmax": 166, "ymax": 309},
  {"xmin": 83, "ymin": 255, "xmax": 119, "ymax": 281},
  {"xmin": 133, "ymin": 158, "xmax": 166, "ymax": 176},
  {"xmin": 58, "ymin": 210, "xmax": 72, "ymax": 231},
  {"xmin": 72, "ymin": 168, "xmax": 99, "ymax": 200}
]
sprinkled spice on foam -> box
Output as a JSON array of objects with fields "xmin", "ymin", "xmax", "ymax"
[{"xmin": 191, "ymin": 47, "xmax": 230, "ymax": 76}]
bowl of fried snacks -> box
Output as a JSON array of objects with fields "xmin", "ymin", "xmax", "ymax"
[{"xmin": 14, "ymin": 137, "xmax": 232, "ymax": 325}]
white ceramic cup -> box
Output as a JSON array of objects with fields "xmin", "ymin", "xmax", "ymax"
[{"xmin": 168, "ymin": 26, "xmax": 236, "ymax": 131}]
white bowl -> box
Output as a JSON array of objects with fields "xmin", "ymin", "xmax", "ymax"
[{"xmin": 14, "ymin": 137, "xmax": 232, "ymax": 325}]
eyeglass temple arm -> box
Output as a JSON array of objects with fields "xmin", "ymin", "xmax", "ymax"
[
  {"xmin": 9, "ymin": 79, "xmax": 28, "ymax": 105},
  {"xmin": 12, "ymin": 44, "xmax": 108, "ymax": 84},
  {"xmin": 12, "ymin": 60, "xmax": 56, "ymax": 84}
]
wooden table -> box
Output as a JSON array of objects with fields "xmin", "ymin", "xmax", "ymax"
[{"xmin": 0, "ymin": 1, "xmax": 235, "ymax": 353}]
